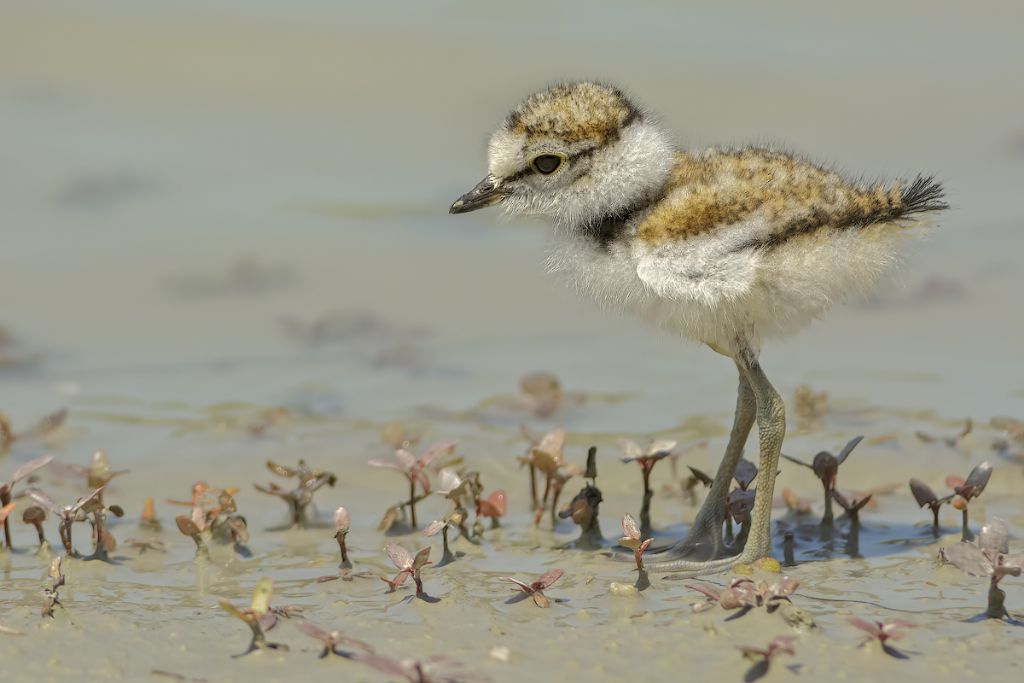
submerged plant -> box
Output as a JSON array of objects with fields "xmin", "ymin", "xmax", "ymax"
[
  {"xmin": 501, "ymin": 568, "xmax": 564, "ymax": 608},
  {"xmin": 218, "ymin": 577, "xmax": 289, "ymax": 657},
  {"xmin": 370, "ymin": 441, "xmax": 456, "ymax": 530},
  {"xmin": 738, "ymin": 635, "xmax": 796, "ymax": 683},
  {"xmin": 946, "ymin": 461, "xmax": 993, "ymax": 541},
  {"xmin": 381, "ymin": 542, "xmax": 432, "ymax": 597},
  {"xmin": 847, "ymin": 618, "xmax": 915, "ymax": 658},
  {"xmin": 940, "ymin": 517, "xmax": 1023, "ymax": 620},
  {"xmin": 334, "ymin": 506, "xmax": 352, "ymax": 569},
  {"xmin": 27, "ymin": 486, "xmax": 104, "ymax": 557},
  {"xmin": 618, "ymin": 438, "xmax": 675, "ymax": 538},
  {"xmin": 782, "ymin": 435, "xmax": 864, "ymax": 526},
  {"xmin": 255, "ymin": 459, "xmax": 337, "ymax": 528},
  {"xmin": 41, "ymin": 555, "xmax": 65, "ymax": 618},
  {"xmin": 0, "ymin": 454, "xmax": 53, "ymax": 549}
]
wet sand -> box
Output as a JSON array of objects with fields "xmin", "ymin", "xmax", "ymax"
[{"xmin": 2, "ymin": 1, "xmax": 1024, "ymax": 681}]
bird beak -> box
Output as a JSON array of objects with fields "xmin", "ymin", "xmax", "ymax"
[{"xmin": 449, "ymin": 175, "xmax": 504, "ymax": 214}]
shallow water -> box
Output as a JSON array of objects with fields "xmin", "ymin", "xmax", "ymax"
[{"xmin": 2, "ymin": 1, "xmax": 1024, "ymax": 681}]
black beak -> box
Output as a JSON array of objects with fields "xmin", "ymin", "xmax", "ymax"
[{"xmin": 449, "ymin": 175, "xmax": 504, "ymax": 214}]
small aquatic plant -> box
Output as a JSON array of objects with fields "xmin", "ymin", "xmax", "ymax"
[
  {"xmin": 723, "ymin": 458, "xmax": 758, "ymax": 547},
  {"xmin": 939, "ymin": 517, "xmax": 1023, "ymax": 620},
  {"xmin": 381, "ymin": 542, "xmax": 432, "ymax": 597},
  {"xmin": 171, "ymin": 482, "xmax": 250, "ymax": 557},
  {"xmin": 916, "ymin": 418, "xmax": 972, "ymax": 449},
  {"xmin": 475, "ymin": 488, "xmax": 507, "ymax": 530},
  {"xmin": 831, "ymin": 490, "xmax": 872, "ymax": 525},
  {"xmin": 334, "ymin": 506, "xmax": 352, "ymax": 569},
  {"xmin": 0, "ymin": 409, "xmax": 66, "ymax": 452},
  {"xmin": 41, "ymin": 555, "xmax": 65, "ymax": 618},
  {"xmin": 21, "ymin": 505, "xmax": 48, "ymax": 550},
  {"xmin": 618, "ymin": 438, "xmax": 675, "ymax": 538},
  {"xmin": 619, "ymin": 513, "xmax": 653, "ymax": 590},
  {"xmin": 78, "ymin": 489, "xmax": 125, "ymax": 561},
  {"xmin": 27, "ymin": 486, "xmax": 104, "ymax": 557},
  {"xmin": 501, "ymin": 568, "xmax": 564, "ymax": 608},
  {"xmin": 425, "ymin": 515, "xmax": 462, "ymax": 567},
  {"xmin": 518, "ymin": 371, "xmax": 583, "ymax": 419},
  {"xmin": 295, "ymin": 621, "xmax": 372, "ymax": 659},
  {"xmin": 687, "ymin": 576, "xmax": 799, "ymax": 617},
  {"xmin": 521, "ymin": 428, "xmax": 575, "ymax": 525},
  {"xmin": 738, "ymin": 635, "xmax": 796, "ymax": 683},
  {"xmin": 255, "ymin": 459, "xmax": 337, "ymax": 528},
  {"xmin": 369, "ymin": 440, "xmax": 456, "ymax": 530},
  {"xmin": 946, "ymin": 461, "xmax": 993, "ymax": 541},
  {"xmin": 0, "ymin": 454, "xmax": 53, "ymax": 549},
  {"xmin": 218, "ymin": 577, "xmax": 289, "ymax": 657},
  {"xmin": 782, "ymin": 435, "xmax": 864, "ymax": 526},
  {"xmin": 847, "ymin": 618, "xmax": 915, "ymax": 658},
  {"xmin": 140, "ymin": 497, "xmax": 162, "ymax": 531},
  {"xmin": 356, "ymin": 651, "xmax": 486, "ymax": 683},
  {"xmin": 68, "ymin": 450, "xmax": 129, "ymax": 496},
  {"xmin": 558, "ymin": 446, "xmax": 603, "ymax": 548},
  {"xmin": 909, "ymin": 478, "xmax": 949, "ymax": 532}
]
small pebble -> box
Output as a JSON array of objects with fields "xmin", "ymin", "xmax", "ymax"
[
  {"xmin": 489, "ymin": 646, "xmax": 511, "ymax": 663},
  {"xmin": 608, "ymin": 582, "xmax": 638, "ymax": 597}
]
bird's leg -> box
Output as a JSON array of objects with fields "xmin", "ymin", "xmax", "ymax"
[
  {"xmin": 652, "ymin": 365, "xmax": 754, "ymax": 561},
  {"xmin": 644, "ymin": 345, "xmax": 785, "ymax": 574}
]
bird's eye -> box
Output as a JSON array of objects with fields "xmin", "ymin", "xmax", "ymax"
[{"xmin": 532, "ymin": 154, "xmax": 564, "ymax": 175}]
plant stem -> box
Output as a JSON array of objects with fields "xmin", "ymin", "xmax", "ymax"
[
  {"xmin": 409, "ymin": 479, "xmax": 418, "ymax": 529},
  {"xmin": 961, "ymin": 507, "xmax": 972, "ymax": 542},
  {"xmin": 640, "ymin": 467, "xmax": 653, "ymax": 539},
  {"xmin": 820, "ymin": 485, "xmax": 834, "ymax": 527},
  {"xmin": 529, "ymin": 464, "xmax": 537, "ymax": 508}
]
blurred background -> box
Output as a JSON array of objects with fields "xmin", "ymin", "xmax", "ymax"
[{"xmin": 2, "ymin": 0, "xmax": 1023, "ymax": 439}]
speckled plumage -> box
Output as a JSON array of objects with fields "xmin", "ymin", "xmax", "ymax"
[{"xmin": 451, "ymin": 81, "xmax": 947, "ymax": 574}]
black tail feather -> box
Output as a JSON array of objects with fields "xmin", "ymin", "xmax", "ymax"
[{"xmin": 900, "ymin": 175, "xmax": 948, "ymax": 217}]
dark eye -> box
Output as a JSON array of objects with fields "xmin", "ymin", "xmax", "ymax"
[{"xmin": 532, "ymin": 154, "xmax": 563, "ymax": 175}]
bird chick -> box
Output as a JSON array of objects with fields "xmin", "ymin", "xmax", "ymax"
[{"xmin": 451, "ymin": 81, "xmax": 946, "ymax": 575}]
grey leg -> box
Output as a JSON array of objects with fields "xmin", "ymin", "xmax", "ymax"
[
  {"xmin": 644, "ymin": 343, "xmax": 785, "ymax": 574},
  {"xmin": 656, "ymin": 364, "xmax": 755, "ymax": 560}
]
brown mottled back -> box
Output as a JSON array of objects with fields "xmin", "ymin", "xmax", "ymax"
[{"xmin": 637, "ymin": 148, "xmax": 935, "ymax": 247}]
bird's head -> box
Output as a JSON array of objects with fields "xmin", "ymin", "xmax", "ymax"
[{"xmin": 450, "ymin": 81, "xmax": 675, "ymax": 230}]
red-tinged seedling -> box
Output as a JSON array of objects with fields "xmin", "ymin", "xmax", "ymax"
[
  {"xmin": 355, "ymin": 651, "xmax": 488, "ymax": 683},
  {"xmin": 255, "ymin": 459, "xmax": 337, "ymax": 529},
  {"xmin": 916, "ymin": 418, "xmax": 972, "ymax": 449},
  {"xmin": 476, "ymin": 489, "xmax": 507, "ymax": 529},
  {"xmin": 501, "ymin": 568, "xmax": 564, "ymax": 608},
  {"xmin": 619, "ymin": 512, "xmax": 652, "ymax": 590},
  {"xmin": 140, "ymin": 497, "xmax": 162, "ymax": 531},
  {"xmin": 27, "ymin": 486, "xmax": 104, "ymax": 557},
  {"xmin": 848, "ymin": 617, "xmax": 915, "ymax": 658},
  {"xmin": 778, "ymin": 488, "xmax": 813, "ymax": 516},
  {"xmin": 121, "ymin": 538, "xmax": 167, "ymax": 553},
  {"xmin": 738, "ymin": 635, "xmax": 797, "ymax": 683},
  {"xmin": 909, "ymin": 478, "xmax": 950, "ymax": 532},
  {"xmin": 334, "ymin": 506, "xmax": 352, "ymax": 569},
  {"xmin": 0, "ymin": 409, "xmax": 66, "ymax": 451},
  {"xmin": 940, "ymin": 517, "xmax": 1024, "ymax": 620},
  {"xmin": 945, "ymin": 461, "xmax": 993, "ymax": 541},
  {"xmin": 41, "ymin": 555, "xmax": 65, "ymax": 618},
  {"xmin": 831, "ymin": 490, "xmax": 872, "ymax": 525},
  {"xmin": 66, "ymin": 450, "xmax": 129, "ymax": 497},
  {"xmin": 22, "ymin": 505, "xmax": 48, "ymax": 550},
  {"xmin": 295, "ymin": 621, "xmax": 373, "ymax": 659},
  {"xmin": 687, "ymin": 576, "xmax": 800, "ymax": 617},
  {"xmin": 218, "ymin": 578, "xmax": 289, "ymax": 657},
  {"xmin": 522, "ymin": 429, "xmax": 570, "ymax": 526},
  {"xmin": 0, "ymin": 454, "xmax": 53, "ymax": 549},
  {"xmin": 619, "ymin": 438, "xmax": 675, "ymax": 538},
  {"xmin": 170, "ymin": 482, "xmax": 250, "ymax": 557},
  {"xmin": 424, "ymin": 514, "xmax": 462, "ymax": 567},
  {"xmin": 369, "ymin": 440, "xmax": 456, "ymax": 530},
  {"xmin": 781, "ymin": 435, "xmax": 864, "ymax": 526},
  {"xmin": 382, "ymin": 542, "xmax": 432, "ymax": 597}
]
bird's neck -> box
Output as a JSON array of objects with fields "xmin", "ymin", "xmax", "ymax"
[{"xmin": 558, "ymin": 120, "xmax": 676, "ymax": 245}]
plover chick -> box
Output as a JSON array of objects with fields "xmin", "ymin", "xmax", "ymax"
[{"xmin": 450, "ymin": 81, "xmax": 947, "ymax": 575}]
